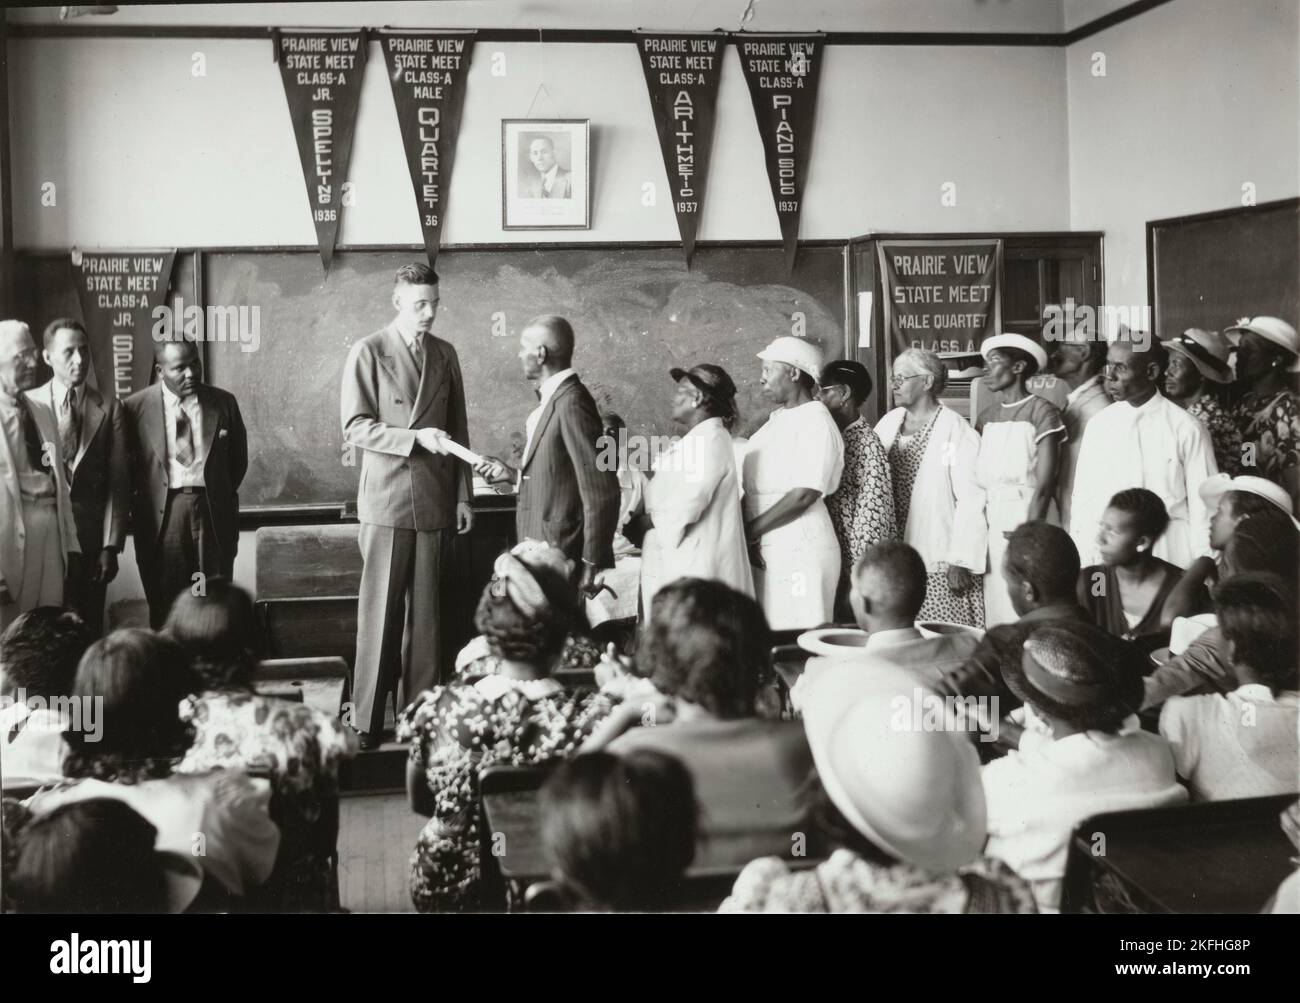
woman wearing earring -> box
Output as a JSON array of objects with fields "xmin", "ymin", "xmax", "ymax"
[
  {"xmin": 1226, "ymin": 317, "xmax": 1300, "ymax": 513},
  {"xmin": 974, "ymin": 334, "xmax": 1066, "ymax": 628},
  {"xmin": 1077, "ymin": 488, "xmax": 1210, "ymax": 655}
]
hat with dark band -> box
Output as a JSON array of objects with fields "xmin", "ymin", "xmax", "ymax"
[
  {"xmin": 819, "ymin": 358, "xmax": 873, "ymax": 402},
  {"xmin": 1161, "ymin": 328, "xmax": 1232, "ymax": 384},
  {"xmin": 669, "ymin": 363, "xmax": 739, "ymax": 413},
  {"xmin": 1224, "ymin": 316, "xmax": 1300, "ymax": 372}
]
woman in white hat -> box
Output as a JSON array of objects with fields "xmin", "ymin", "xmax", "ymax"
[
  {"xmin": 719, "ymin": 657, "xmax": 1036, "ymax": 913},
  {"xmin": 974, "ymin": 334, "xmax": 1066, "ymax": 627},
  {"xmin": 741, "ymin": 336, "xmax": 845, "ymax": 631},
  {"xmin": 1226, "ymin": 316, "xmax": 1300, "ymax": 512},
  {"xmin": 1162, "ymin": 328, "xmax": 1241, "ymax": 475}
]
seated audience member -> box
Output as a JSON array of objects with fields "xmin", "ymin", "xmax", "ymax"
[
  {"xmin": 585, "ymin": 578, "xmax": 816, "ymax": 868},
  {"xmin": 1159, "ymin": 574, "xmax": 1299, "ymax": 801},
  {"xmin": 721, "ymin": 658, "xmax": 1035, "ymax": 913},
  {"xmin": 1271, "ymin": 802, "xmax": 1300, "ymax": 914},
  {"xmin": 939, "ymin": 521, "xmax": 1091, "ymax": 714},
  {"xmin": 1143, "ymin": 512, "xmax": 1300, "ymax": 709},
  {"xmin": 24, "ymin": 629, "xmax": 280, "ymax": 903},
  {"xmin": 982, "ymin": 621, "xmax": 1186, "ymax": 912},
  {"xmin": 397, "ymin": 542, "xmax": 612, "ymax": 913},
  {"xmin": 1078, "ymin": 488, "xmax": 1209, "ymax": 653},
  {"xmin": 538, "ymin": 750, "xmax": 697, "ymax": 911},
  {"xmin": 165, "ymin": 579, "xmax": 358, "ymax": 911},
  {"xmin": 0, "ymin": 607, "xmax": 93, "ymax": 788},
  {"xmin": 793, "ymin": 541, "xmax": 979, "ymax": 707},
  {"xmin": 6, "ymin": 798, "xmax": 202, "ymax": 914}
]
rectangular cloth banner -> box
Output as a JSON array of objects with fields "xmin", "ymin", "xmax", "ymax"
[
  {"xmin": 877, "ymin": 240, "xmax": 1002, "ymax": 355},
  {"xmin": 71, "ymin": 249, "xmax": 176, "ymax": 398},
  {"xmin": 379, "ymin": 30, "xmax": 475, "ymax": 268},
  {"xmin": 635, "ymin": 31, "xmax": 725, "ymax": 265},
  {"xmin": 275, "ymin": 28, "xmax": 367, "ymax": 271},
  {"xmin": 736, "ymin": 33, "xmax": 825, "ymax": 273}
]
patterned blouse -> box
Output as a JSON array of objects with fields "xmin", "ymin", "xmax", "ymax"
[
  {"xmin": 1234, "ymin": 389, "xmax": 1300, "ymax": 491},
  {"xmin": 398, "ymin": 677, "xmax": 612, "ymax": 913},
  {"xmin": 178, "ymin": 690, "xmax": 358, "ymax": 911},
  {"xmin": 825, "ymin": 418, "xmax": 898, "ymax": 599},
  {"xmin": 719, "ymin": 848, "xmax": 1037, "ymax": 913},
  {"xmin": 1187, "ymin": 394, "xmax": 1242, "ymax": 476}
]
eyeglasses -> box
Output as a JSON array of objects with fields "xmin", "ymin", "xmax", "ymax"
[{"xmin": 890, "ymin": 373, "xmax": 924, "ymax": 389}]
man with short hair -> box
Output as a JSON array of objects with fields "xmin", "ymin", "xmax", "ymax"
[
  {"xmin": 0, "ymin": 606, "xmax": 95, "ymax": 786},
  {"xmin": 341, "ymin": 263, "xmax": 473, "ymax": 749},
  {"xmin": 1045, "ymin": 318, "xmax": 1109, "ymax": 529},
  {"xmin": 1069, "ymin": 334, "xmax": 1217, "ymax": 567},
  {"xmin": 522, "ymin": 136, "xmax": 573, "ymax": 199},
  {"xmin": 123, "ymin": 338, "xmax": 248, "ymax": 629},
  {"xmin": 0, "ymin": 320, "xmax": 80, "ymax": 632},
  {"xmin": 27, "ymin": 318, "xmax": 129, "ymax": 635},
  {"xmin": 794, "ymin": 541, "xmax": 980, "ymax": 707},
  {"xmin": 476, "ymin": 315, "xmax": 619, "ymax": 594},
  {"xmin": 817, "ymin": 359, "xmax": 896, "ymax": 621}
]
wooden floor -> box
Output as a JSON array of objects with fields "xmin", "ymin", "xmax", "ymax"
[{"xmin": 338, "ymin": 792, "xmax": 422, "ymax": 913}]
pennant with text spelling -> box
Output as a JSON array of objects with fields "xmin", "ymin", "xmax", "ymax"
[
  {"xmin": 735, "ymin": 33, "xmax": 825, "ymax": 273},
  {"xmin": 71, "ymin": 249, "xmax": 177, "ymax": 397},
  {"xmin": 276, "ymin": 29, "xmax": 367, "ymax": 271},
  {"xmin": 635, "ymin": 31, "xmax": 725, "ymax": 266},
  {"xmin": 379, "ymin": 30, "xmax": 475, "ymax": 268}
]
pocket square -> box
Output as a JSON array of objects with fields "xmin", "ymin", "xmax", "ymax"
[{"xmin": 218, "ymin": 429, "xmax": 229, "ymax": 438}]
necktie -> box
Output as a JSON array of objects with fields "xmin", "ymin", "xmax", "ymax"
[
  {"xmin": 410, "ymin": 334, "xmax": 425, "ymax": 378},
  {"xmin": 60, "ymin": 386, "xmax": 80, "ymax": 467},
  {"xmin": 17, "ymin": 397, "xmax": 49, "ymax": 474},
  {"xmin": 174, "ymin": 401, "xmax": 194, "ymax": 467}
]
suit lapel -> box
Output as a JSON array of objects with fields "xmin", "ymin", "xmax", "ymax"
[
  {"xmin": 522, "ymin": 376, "xmax": 575, "ymax": 471},
  {"xmin": 381, "ymin": 325, "xmax": 420, "ymax": 408},
  {"xmin": 197, "ymin": 386, "xmax": 220, "ymax": 464},
  {"xmin": 75, "ymin": 386, "xmax": 105, "ymax": 473},
  {"xmin": 0, "ymin": 399, "xmax": 20, "ymax": 512},
  {"xmin": 410, "ymin": 336, "xmax": 447, "ymax": 427},
  {"xmin": 141, "ymin": 384, "xmax": 168, "ymax": 470}
]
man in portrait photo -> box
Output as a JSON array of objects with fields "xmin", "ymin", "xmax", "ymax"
[{"xmin": 521, "ymin": 135, "xmax": 572, "ymax": 199}]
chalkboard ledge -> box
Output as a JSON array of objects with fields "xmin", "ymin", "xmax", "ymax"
[{"xmin": 237, "ymin": 495, "xmax": 516, "ymax": 529}]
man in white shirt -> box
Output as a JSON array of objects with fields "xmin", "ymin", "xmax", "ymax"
[
  {"xmin": 1046, "ymin": 324, "xmax": 1109, "ymax": 529},
  {"xmin": 0, "ymin": 320, "xmax": 80, "ymax": 631},
  {"xmin": 794, "ymin": 541, "xmax": 980, "ymax": 707},
  {"xmin": 124, "ymin": 339, "xmax": 248, "ymax": 628},
  {"xmin": 1069, "ymin": 335, "xmax": 1217, "ymax": 567}
]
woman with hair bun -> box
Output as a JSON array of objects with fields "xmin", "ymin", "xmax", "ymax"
[{"xmin": 397, "ymin": 540, "xmax": 613, "ymax": 912}]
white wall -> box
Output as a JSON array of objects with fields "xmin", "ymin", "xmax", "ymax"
[
  {"xmin": 1066, "ymin": 0, "xmax": 1300, "ymax": 312},
  {"xmin": 9, "ymin": 39, "xmax": 1070, "ymax": 250}
]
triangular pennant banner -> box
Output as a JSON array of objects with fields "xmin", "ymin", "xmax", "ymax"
[
  {"xmin": 71, "ymin": 249, "xmax": 176, "ymax": 397},
  {"xmin": 735, "ymin": 33, "xmax": 825, "ymax": 273},
  {"xmin": 635, "ymin": 31, "xmax": 726, "ymax": 265},
  {"xmin": 276, "ymin": 29, "xmax": 367, "ymax": 271},
  {"xmin": 379, "ymin": 30, "xmax": 475, "ymax": 269}
]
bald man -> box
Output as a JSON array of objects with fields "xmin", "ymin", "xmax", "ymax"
[
  {"xmin": 123, "ymin": 339, "xmax": 248, "ymax": 628},
  {"xmin": 0, "ymin": 320, "xmax": 80, "ymax": 631},
  {"xmin": 476, "ymin": 315, "xmax": 619, "ymax": 592},
  {"xmin": 792, "ymin": 541, "xmax": 980, "ymax": 707}
]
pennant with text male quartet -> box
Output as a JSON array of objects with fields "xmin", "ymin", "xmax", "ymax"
[
  {"xmin": 635, "ymin": 31, "xmax": 726, "ymax": 265},
  {"xmin": 735, "ymin": 33, "xmax": 825, "ymax": 273},
  {"xmin": 71, "ymin": 249, "xmax": 177, "ymax": 398},
  {"xmin": 379, "ymin": 30, "xmax": 475, "ymax": 268},
  {"xmin": 275, "ymin": 28, "xmax": 367, "ymax": 271}
]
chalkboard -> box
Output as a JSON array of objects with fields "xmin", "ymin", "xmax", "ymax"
[
  {"xmin": 1148, "ymin": 198, "xmax": 1300, "ymax": 341},
  {"xmin": 202, "ymin": 244, "xmax": 848, "ymax": 510}
]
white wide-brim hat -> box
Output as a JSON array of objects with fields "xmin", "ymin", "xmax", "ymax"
[
  {"xmin": 1198, "ymin": 472, "xmax": 1300, "ymax": 528},
  {"xmin": 980, "ymin": 333, "xmax": 1049, "ymax": 373},
  {"xmin": 1224, "ymin": 316, "xmax": 1300, "ymax": 373},
  {"xmin": 757, "ymin": 336, "xmax": 825, "ymax": 382},
  {"xmin": 797, "ymin": 656, "xmax": 987, "ymax": 874}
]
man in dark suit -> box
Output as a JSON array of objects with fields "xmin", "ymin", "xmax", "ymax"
[
  {"xmin": 476, "ymin": 315, "xmax": 618, "ymax": 593},
  {"xmin": 341, "ymin": 263, "xmax": 473, "ymax": 749},
  {"xmin": 123, "ymin": 339, "xmax": 248, "ymax": 628},
  {"xmin": 28, "ymin": 318, "xmax": 129, "ymax": 635}
]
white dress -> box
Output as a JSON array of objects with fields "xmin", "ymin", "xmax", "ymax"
[
  {"xmin": 975, "ymin": 396, "xmax": 1065, "ymax": 628},
  {"xmin": 742, "ymin": 401, "xmax": 845, "ymax": 631}
]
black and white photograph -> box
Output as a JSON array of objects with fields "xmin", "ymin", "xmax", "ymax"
[{"xmin": 0, "ymin": 0, "xmax": 1298, "ymax": 982}]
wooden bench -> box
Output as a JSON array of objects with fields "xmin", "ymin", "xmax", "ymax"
[{"xmin": 254, "ymin": 656, "xmax": 349, "ymax": 717}]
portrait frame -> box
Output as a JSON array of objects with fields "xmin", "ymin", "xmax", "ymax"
[{"xmin": 501, "ymin": 119, "xmax": 591, "ymax": 230}]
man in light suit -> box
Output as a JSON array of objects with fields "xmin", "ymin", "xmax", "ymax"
[
  {"xmin": 521, "ymin": 136, "xmax": 573, "ymax": 199},
  {"xmin": 28, "ymin": 318, "xmax": 128, "ymax": 635},
  {"xmin": 792, "ymin": 541, "xmax": 979, "ymax": 709},
  {"xmin": 1046, "ymin": 316, "xmax": 1110, "ymax": 529},
  {"xmin": 341, "ymin": 263, "xmax": 473, "ymax": 749},
  {"xmin": 476, "ymin": 316, "xmax": 618, "ymax": 593},
  {"xmin": 0, "ymin": 320, "xmax": 80, "ymax": 632},
  {"xmin": 124, "ymin": 339, "xmax": 248, "ymax": 629}
]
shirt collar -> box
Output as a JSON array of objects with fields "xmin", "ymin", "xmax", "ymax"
[
  {"xmin": 161, "ymin": 382, "xmax": 196, "ymax": 409},
  {"xmin": 1125, "ymin": 389, "xmax": 1167, "ymax": 415},
  {"xmin": 536, "ymin": 368, "xmax": 576, "ymax": 408},
  {"xmin": 1234, "ymin": 683, "xmax": 1295, "ymax": 703},
  {"xmin": 865, "ymin": 627, "xmax": 922, "ymax": 649},
  {"xmin": 543, "ymin": 164, "xmax": 559, "ymax": 185},
  {"xmin": 1067, "ymin": 374, "xmax": 1103, "ymax": 406},
  {"xmin": 843, "ymin": 416, "xmax": 864, "ymax": 434},
  {"xmin": 1018, "ymin": 602, "xmax": 1090, "ymax": 625}
]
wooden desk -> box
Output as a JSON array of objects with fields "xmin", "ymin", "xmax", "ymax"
[{"xmin": 1063, "ymin": 794, "xmax": 1298, "ymax": 914}]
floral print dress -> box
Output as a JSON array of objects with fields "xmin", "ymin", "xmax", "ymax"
[
  {"xmin": 398, "ymin": 677, "xmax": 612, "ymax": 912},
  {"xmin": 1234, "ymin": 389, "xmax": 1300, "ymax": 495},
  {"xmin": 825, "ymin": 418, "xmax": 898, "ymax": 610},
  {"xmin": 1186, "ymin": 394, "xmax": 1242, "ymax": 476}
]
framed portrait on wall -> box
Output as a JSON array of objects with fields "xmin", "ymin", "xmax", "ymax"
[{"xmin": 501, "ymin": 119, "xmax": 590, "ymax": 230}]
